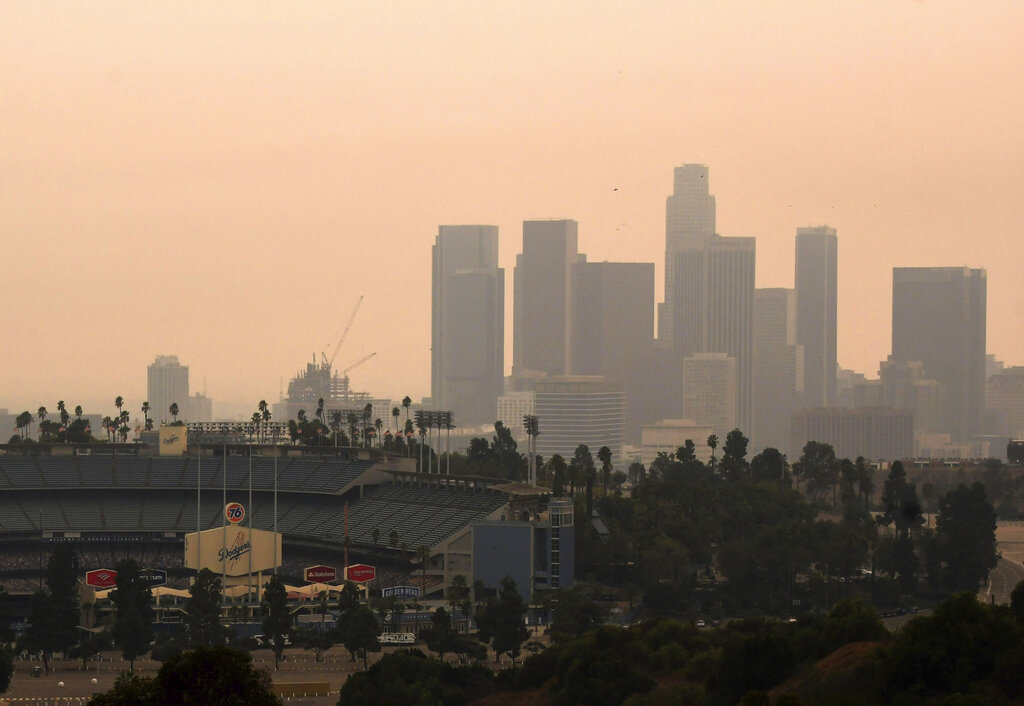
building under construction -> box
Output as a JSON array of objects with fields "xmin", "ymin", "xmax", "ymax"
[{"xmin": 272, "ymin": 296, "xmax": 378, "ymax": 423}]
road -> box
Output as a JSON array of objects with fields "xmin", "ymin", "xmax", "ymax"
[{"xmin": 981, "ymin": 556, "xmax": 1024, "ymax": 606}]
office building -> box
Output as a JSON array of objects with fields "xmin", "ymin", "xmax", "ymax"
[
  {"xmin": 682, "ymin": 353, "xmax": 737, "ymax": 439},
  {"xmin": 891, "ymin": 267, "xmax": 986, "ymax": 441},
  {"xmin": 987, "ymin": 367, "xmax": 1024, "ymax": 439},
  {"xmin": 791, "ymin": 407, "xmax": 913, "ymax": 461},
  {"xmin": 662, "ymin": 164, "xmax": 716, "ymax": 342},
  {"xmin": 431, "ymin": 225, "xmax": 504, "ymax": 427},
  {"xmin": 533, "ymin": 376, "xmax": 625, "ymax": 461},
  {"xmin": 571, "ymin": 261, "xmax": 656, "ymax": 442},
  {"xmin": 185, "ymin": 392, "xmax": 213, "ymax": 423},
  {"xmin": 147, "ymin": 355, "xmax": 189, "ymax": 425},
  {"xmin": 639, "ymin": 419, "xmax": 714, "ymax": 466},
  {"xmin": 665, "ymin": 233, "xmax": 755, "ymax": 432},
  {"xmin": 496, "ymin": 391, "xmax": 535, "ymax": 443},
  {"xmin": 795, "ymin": 226, "xmax": 838, "ymax": 407},
  {"xmin": 753, "ymin": 288, "xmax": 804, "ymax": 454},
  {"xmin": 513, "ymin": 220, "xmax": 582, "ymax": 377}
]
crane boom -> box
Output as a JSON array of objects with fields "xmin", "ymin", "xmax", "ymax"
[
  {"xmin": 341, "ymin": 352, "xmax": 376, "ymax": 376},
  {"xmin": 323, "ymin": 296, "xmax": 364, "ymax": 370}
]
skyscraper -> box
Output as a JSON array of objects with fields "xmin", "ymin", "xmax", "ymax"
[
  {"xmin": 665, "ymin": 233, "xmax": 755, "ymax": 433},
  {"xmin": 682, "ymin": 353, "xmax": 737, "ymax": 439},
  {"xmin": 753, "ymin": 288, "xmax": 804, "ymax": 454},
  {"xmin": 533, "ymin": 376, "xmax": 625, "ymax": 461},
  {"xmin": 431, "ymin": 225, "xmax": 504, "ymax": 427},
  {"xmin": 891, "ymin": 267, "xmax": 986, "ymax": 441},
  {"xmin": 513, "ymin": 219, "xmax": 582, "ymax": 377},
  {"xmin": 795, "ymin": 226, "xmax": 838, "ymax": 407},
  {"xmin": 147, "ymin": 355, "xmax": 189, "ymax": 425},
  {"xmin": 571, "ymin": 261, "xmax": 656, "ymax": 441},
  {"xmin": 662, "ymin": 164, "xmax": 716, "ymax": 342}
]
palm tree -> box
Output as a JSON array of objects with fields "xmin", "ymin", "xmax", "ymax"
[
  {"xmin": 141, "ymin": 401, "xmax": 151, "ymax": 432},
  {"xmin": 707, "ymin": 434, "xmax": 719, "ymax": 470},
  {"xmin": 374, "ymin": 418, "xmax": 383, "ymax": 448},
  {"xmin": 169, "ymin": 402, "xmax": 179, "ymax": 423},
  {"xmin": 316, "ymin": 398, "xmax": 325, "ymax": 427},
  {"xmin": 250, "ymin": 412, "xmax": 261, "ymax": 441},
  {"xmin": 258, "ymin": 399, "xmax": 270, "ymax": 442},
  {"xmin": 597, "ymin": 446, "xmax": 613, "ymax": 496},
  {"xmin": 361, "ymin": 404, "xmax": 373, "ymax": 448},
  {"xmin": 57, "ymin": 401, "xmax": 70, "ymax": 443},
  {"xmin": 15, "ymin": 411, "xmax": 33, "ymax": 441},
  {"xmin": 101, "ymin": 416, "xmax": 114, "ymax": 442},
  {"xmin": 119, "ymin": 410, "xmax": 130, "ymax": 442},
  {"xmin": 347, "ymin": 412, "xmax": 359, "ymax": 447},
  {"xmin": 392, "ymin": 406, "xmax": 400, "ymax": 435},
  {"xmin": 37, "ymin": 406, "xmax": 47, "ymax": 440},
  {"xmin": 402, "ymin": 396, "xmax": 412, "ymax": 424},
  {"xmin": 74, "ymin": 405, "xmax": 83, "ymax": 420},
  {"xmin": 114, "ymin": 396, "xmax": 124, "ymax": 422}
]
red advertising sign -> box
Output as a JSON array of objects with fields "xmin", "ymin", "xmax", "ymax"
[
  {"xmin": 85, "ymin": 568, "xmax": 118, "ymax": 589},
  {"xmin": 347, "ymin": 564, "xmax": 376, "ymax": 583},
  {"xmin": 304, "ymin": 565, "xmax": 337, "ymax": 583}
]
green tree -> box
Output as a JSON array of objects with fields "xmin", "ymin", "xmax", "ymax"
[
  {"xmin": 877, "ymin": 460, "xmax": 924, "ymax": 539},
  {"xmin": 935, "ymin": 482, "xmax": 998, "ymax": 593},
  {"xmin": 750, "ymin": 447, "xmax": 788, "ymax": 482},
  {"xmin": 185, "ymin": 568, "xmax": 227, "ymax": 647},
  {"xmin": 19, "ymin": 545, "xmax": 80, "ymax": 672},
  {"xmin": 795, "ymin": 441, "xmax": 838, "ymax": 506},
  {"xmin": 721, "ymin": 428, "xmax": 750, "ymax": 479},
  {"xmin": 550, "ymin": 586, "xmax": 605, "ymax": 638},
  {"xmin": 546, "ymin": 453, "xmax": 568, "ymax": 497},
  {"xmin": 339, "ymin": 603, "xmax": 379, "ymax": 670},
  {"xmin": 261, "ymin": 575, "xmax": 292, "ymax": 670},
  {"xmin": 169, "ymin": 402, "xmax": 179, "ymax": 423},
  {"xmin": 476, "ymin": 576, "xmax": 529, "ymax": 662},
  {"xmin": 110, "ymin": 558, "xmax": 154, "ymax": 670},
  {"xmin": 419, "ymin": 607, "xmax": 461, "ymax": 660},
  {"xmin": 88, "ymin": 645, "xmax": 280, "ymax": 706}
]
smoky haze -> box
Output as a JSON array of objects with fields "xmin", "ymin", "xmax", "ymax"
[{"xmin": 2, "ymin": 1, "xmax": 1022, "ymax": 419}]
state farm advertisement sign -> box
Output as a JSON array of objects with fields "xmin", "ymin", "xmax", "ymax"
[
  {"xmin": 346, "ymin": 564, "xmax": 376, "ymax": 583},
  {"xmin": 304, "ymin": 565, "xmax": 337, "ymax": 583},
  {"xmin": 86, "ymin": 568, "xmax": 117, "ymax": 589}
]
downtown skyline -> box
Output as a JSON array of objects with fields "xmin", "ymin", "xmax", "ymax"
[{"xmin": 2, "ymin": 2, "xmax": 1021, "ymax": 418}]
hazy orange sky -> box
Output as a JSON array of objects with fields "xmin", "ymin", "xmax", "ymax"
[{"xmin": 3, "ymin": 1, "xmax": 1022, "ymax": 420}]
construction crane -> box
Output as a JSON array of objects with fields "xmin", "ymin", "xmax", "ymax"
[
  {"xmin": 322, "ymin": 296, "xmax": 364, "ymax": 371},
  {"xmin": 340, "ymin": 352, "xmax": 376, "ymax": 377}
]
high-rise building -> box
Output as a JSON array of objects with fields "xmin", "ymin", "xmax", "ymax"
[
  {"xmin": 753, "ymin": 288, "xmax": 804, "ymax": 454},
  {"xmin": 891, "ymin": 267, "xmax": 986, "ymax": 441},
  {"xmin": 795, "ymin": 226, "xmax": 838, "ymax": 407},
  {"xmin": 664, "ymin": 233, "xmax": 755, "ymax": 433},
  {"xmin": 987, "ymin": 367, "xmax": 1024, "ymax": 439},
  {"xmin": 496, "ymin": 390, "xmax": 535, "ymax": 443},
  {"xmin": 147, "ymin": 355, "xmax": 189, "ymax": 425},
  {"xmin": 682, "ymin": 353, "xmax": 737, "ymax": 439},
  {"xmin": 662, "ymin": 164, "xmax": 716, "ymax": 342},
  {"xmin": 571, "ymin": 261, "xmax": 656, "ymax": 442},
  {"xmin": 513, "ymin": 220, "xmax": 582, "ymax": 377},
  {"xmin": 533, "ymin": 376, "xmax": 625, "ymax": 461},
  {"xmin": 185, "ymin": 392, "xmax": 213, "ymax": 423},
  {"xmin": 431, "ymin": 225, "xmax": 504, "ymax": 427}
]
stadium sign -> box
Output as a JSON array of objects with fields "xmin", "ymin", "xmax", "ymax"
[
  {"xmin": 85, "ymin": 568, "xmax": 117, "ymax": 589},
  {"xmin": 346, "ymin": 564, "xmax": 376, "ymax": 583},
  {"xmin": 224, "ymin": 502, "xmax": 245, "ymax": 524},
  {"xmin": 158, "ymin": 425, "xmax": 187, "ymax": 456},
  {"xmin": 304, "ymin": 565, "xmax": 337, "ymax": 583},
  {"xmin": 382, "ymin": 585, "xmax": 421, "ymax": 599},
  {"xmin": 184, "ymin": 526, "xmax": 281, "ymax": 577},
  {"xmin": 140, "ymin": 568, "xmax": 167, "ymax": 587}
]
